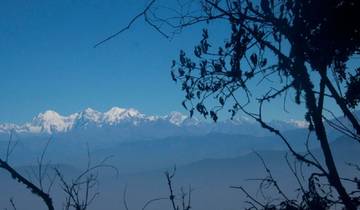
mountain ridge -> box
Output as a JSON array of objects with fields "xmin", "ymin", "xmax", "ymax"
[{"xmin": 0, "ymin": 107, "xmax": 308, "ymax": 136}]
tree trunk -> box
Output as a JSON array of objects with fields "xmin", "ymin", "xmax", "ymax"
[
  {"xmin": 297, "ymin": 61, "xmax": 356, "ymax": 210},
  {"xmin": 320, "ymin": 72, "xmax": 360, "ymax": 135}
]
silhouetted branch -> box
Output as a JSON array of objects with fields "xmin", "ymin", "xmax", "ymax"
[
  {"xmin": 230, "ymin": 185, "xmax": 266, "ymax": 209},
  {"xmin": 5, "ymin": 131, "xmax": 17, "ymax": 162},
  {"xmin": 253, "ymin": 151, "xmax": 291, "ymax": 202},
  {"xmin": 142, "ymin": 197, "xmax": 168, "ymax": 210},
  {"xmin": 94, "ymin": 0, "xmax": 157, "ymax": 47},
  {"xmin": 36, "ymin": 138, "xmax": 54, "ymax": 192},
  {"xmin": 0, "ymin": 158, "xmax": 54, "ymax": 210},
  {"xmin": 54, "ymin": 154, "xmax": 117, "ymax": 210},
  {"xmin": 123, "ymin": 185, "xmax": 129, "ymax": 210},
  {"xmin": 95, "ymin": 0, "xmax": 360, "ymax": 209},
  {"xmin": 320, "ymin": 72, "xmax": 360, "ymax": 135},
  {"xmin": 165, "ymin": 166, "xmax": 178, "ymax": 210},
  {"xmin": 9, "ymin": 198, "xmax": 16, "ymax": 210},
  {"xmin": 323, "ymin": 108, "xmax": 360, "ymax": 142}
]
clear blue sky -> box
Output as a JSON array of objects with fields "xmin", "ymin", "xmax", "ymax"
[{"xmin": 0, "ymin": 0, "xmax": 314, "ymax": 123}]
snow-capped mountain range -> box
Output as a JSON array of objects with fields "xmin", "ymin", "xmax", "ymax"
[
  {"xmin": 0, "ymin": 107, "xmax": 188, "ymax": 133},
  {"xmin": 0, "ymin": 107, "xmax": 308, "ymax": 140}
]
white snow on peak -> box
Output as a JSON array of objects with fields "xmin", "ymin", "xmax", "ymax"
[
  {"xmin": 0, "ymin": 123, "xmax": 20, "ymax": 133},
  {"xmin": 78, "ymin": 108, "xmax": 102, "ymax": 122},
  {"xmin": 287, "ymin": 119, "xmax": 309, "ymax": 128},
  {"xmin": 269, "ymin": 119, "xmax": 309, "ymax": 130},
  {"xmin": 30, "ymin": 110, "xmax": 72, "ymax": 133},
  {"xmin": 106, "ymin": 107, "xmax": 127, "ymax": 115},
  {"xmin": 103, "ymin": 107, "xmax": 144, "ymax": 124},
  {"xmin": 227, "ymin": 116, "xmax": 254, "ymax": 125},
  {"xmin": 146, "ymin": 115, "xmax": 160, "ymax": 121},
  {"xmin": 36, "ymin": 110, "xmax": 61, "ymax": 120},
  {"xmin": 164, "ymin": 112, "xmax": 188, "ymax": 126},
  {"xmin": 0, "ymin": 107, "xmax": 310, "ymax": 135}
]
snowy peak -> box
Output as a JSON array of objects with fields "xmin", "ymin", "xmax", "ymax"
[
  {"xmin": 0, "ymin": 123, "xmax": 20, "ymax": 133},
  {"xmin": 77, "ymin": 108, "xmax": 102, "ymax": 122},
  {"xmin": 33, "ymin": 110, "xmax": 62, "ymax": 125},
  {"xmin": 286, "ymin": 119, "xmax": 309, "ymax": 128},
  {"xmin": 163, "ymin": 112, "xmax": 187, "ymax": 126},
  {"xmin": 103, "ymin": 107, "xmax": 144, "ymax": 124},
  {"xmin": 269, "ymin": 119, "xmax": 308, "ymax": 130},
  {"xmin": 0, "ymin": 107, "xmax": 189, "ymax": 134},
  {"xmin": 30, "ymin": 110, "xmax": 72, "ymax": 133},
  {"xmin": 0, "ymin": 107, "xmax": 309, "ymax": 135}
]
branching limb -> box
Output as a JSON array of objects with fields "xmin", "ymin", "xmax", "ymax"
[
  {"xmin": 94, "ymin": 0, "xmax": 157, "ymax": 47},
  {"xmin": 0, "ymin": 158, "xmax": 54, "ymax": 210}
]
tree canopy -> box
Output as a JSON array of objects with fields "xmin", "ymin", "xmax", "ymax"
[
  {"xmin": 96, "ymin": 0, "xmax": 360, "ymax": 209},
  {"xmin": 167, "ymin": 0, "xmax": 360, "ymax": 209}
]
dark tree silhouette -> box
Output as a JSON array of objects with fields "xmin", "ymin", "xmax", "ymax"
[
  {"xmin": 0, "ymin": 158, "xmax": 55, "ymax": 210},
  {"xmin": 0, "ymin": 137, "xmax": 116, "ymax": 210},
  {"xmin": 0, "ymin": 136, "xmax": 55, "ymax": 210},
  {"xmin": 96, "ymin": 0, "xmax": 360, "ymax": 209},
  {"xmin": 122, "ymin": 167, "xmax": 192, "ymax": 210}
]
